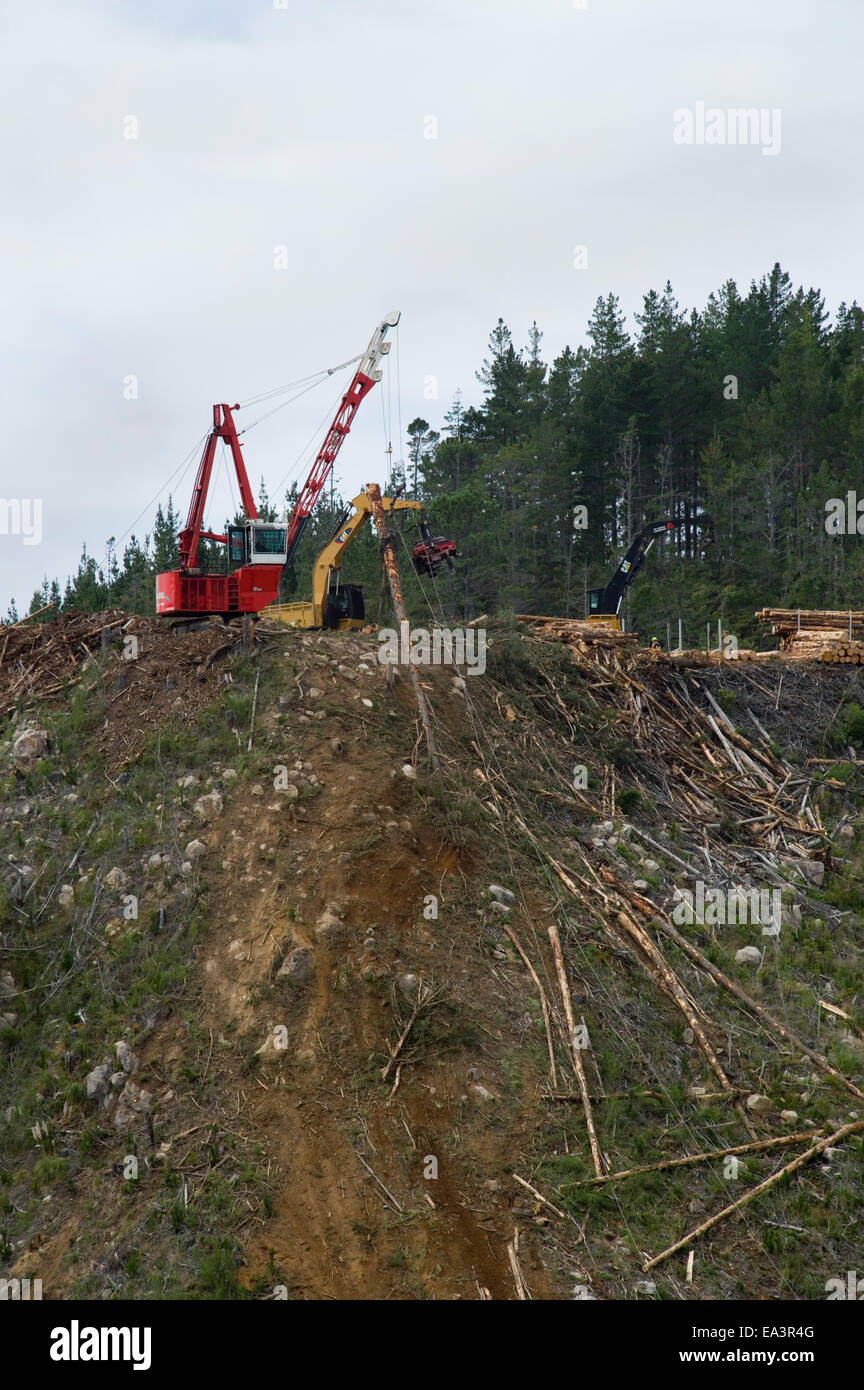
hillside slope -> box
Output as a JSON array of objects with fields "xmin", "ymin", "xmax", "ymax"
[{"xmin": 1, "ymin": 617, "xmax": 863, "ymax": 1300}]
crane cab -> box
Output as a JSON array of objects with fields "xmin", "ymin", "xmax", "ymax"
[{"xmin": 227, "ymin": 520, "xmax": 288, "ymax": 568}]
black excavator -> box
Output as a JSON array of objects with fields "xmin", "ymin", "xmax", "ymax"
[{"xmin": 587, "ymin": 519, "xmax": 675, "ymax": 629}]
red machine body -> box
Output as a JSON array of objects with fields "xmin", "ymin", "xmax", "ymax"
[
  {"xmin": 156, "ymin": 402, "xmax": 285, "ymax": 618},
  {"xmin": 411, "ymin": 536, "xmax": 458, "ymax": 577}
]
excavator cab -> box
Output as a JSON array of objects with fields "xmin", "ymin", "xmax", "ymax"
[{"xmin": 322, "ymin": 577, "xmax": 365, "ymax": 630}]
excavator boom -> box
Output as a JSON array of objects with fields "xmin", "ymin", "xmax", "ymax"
[
  {"xmin": 265, "ymin": 492, "xmax": 456, "ymax": 631},
  {"xmin": 587, "ymin": 519, "xmax": 675, "ymax": 628}
]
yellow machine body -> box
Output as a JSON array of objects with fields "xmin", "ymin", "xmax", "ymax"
[{"xmin": 263, "ymin": 493, "xmax": 424, "ymax": 631}]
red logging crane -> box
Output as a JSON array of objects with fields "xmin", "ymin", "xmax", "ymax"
[{"xmin": 156, "ymin": 311, "xmax": 401, "ymax": 619}]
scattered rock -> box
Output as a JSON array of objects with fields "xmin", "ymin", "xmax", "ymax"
[
  {"xmin": 468, "ymin": 1083, "xmax": 495, "ymax": 1105},
  {"xmin": 277, "ymin": 948, "xmax": 315, "ymax": 985},
  {"xmin": 250, "ymin": 784, "xmax": 264, "ymax": 798},
  {"xmin": 185, "ymin": 839, "xmax": 206, "ymax": 861},
  {"xmin": 58, "ymin": 883, "xmax": 74, "ymax": 908},
  {"xmin": 114, "ymin": 1040, "xmax": 139, "ymax": 1074},
  {"xmin": 633, "ymin": 879, "xmax": 649, "ymax": 891},
  {"xmin": 642, "ymin": 858, "xmax": 660, "ymax": 875},
  {"xmin": 798, "ymin": 859, "xmax": 825, "ymax": 888},
  {"xmin": 401, "ymin": 764, "xmax": 417, "ymax": 780},
  {"xmin": 488, "ymin": 885, "xmax": 516, "ymax": 907},
  {"xmin": 746, "ymin": 1093, "xmax": 772, "ymax": 1116},
  {"xmin": 85, "ymin": 1064, "xmax": 112, "ymax": 1108},
  {"xmin": 780, "ymin": 1110, "xmax": 798, "ymax": 1123},
  {"xmin": 314, "ymin": 907, "xmax": 343, "ymax": 945},
  {"xmin": 112, "ymin": 1080, "xmax": 153, "ymax": 1133},
  {"xmin": 12, "ymin": 729, "xmax": 49, "ymax": 767},
  {"xmin": 735, "ymin": 946, "xmax": 762, "ymax": 966},
  {"xmin": 194, "ymin": 791, "xmax": 224, "ymax": 821},
  {"xmin": 146, "ymin": 854, "xmax": 163, "ymax": 872}
]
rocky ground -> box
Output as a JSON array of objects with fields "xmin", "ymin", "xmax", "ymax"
[{"xmin": 1, "ymin": 616, "xmax": 863, "ymax": 1300}]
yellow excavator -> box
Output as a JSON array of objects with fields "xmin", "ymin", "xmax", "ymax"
[{"xmin": 263, "ymin": 492, "xmax": 457, "ymax": 631}]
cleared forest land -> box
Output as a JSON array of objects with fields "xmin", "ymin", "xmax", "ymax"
[{"xmin": 1, "ymin": 616, "xmax": 863, "ymax": 1299}]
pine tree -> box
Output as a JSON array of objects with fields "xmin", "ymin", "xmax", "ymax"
[{"xmin": 406, "ymin": 418, "xmax": 440, "ymax": 496}]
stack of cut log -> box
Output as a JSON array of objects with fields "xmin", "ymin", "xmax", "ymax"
[
  {"xmin": 667, "ymin": 647, "xmax": 778, "ymax": 667},
  {"xmin": 815, "ymin": 639, "xmax": 864, "ymax": 664},
  {"xmin": 515, "ymin": 616, "xmax": 638, "ymax": 649},
  {"xmin": 755, "ymin": 608, "xmax": 864, "ymax": 663}
]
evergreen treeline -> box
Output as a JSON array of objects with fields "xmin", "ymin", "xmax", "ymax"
[{"xmin": 11, "ymin": 264, "xmax": 864, "ymax": 647}]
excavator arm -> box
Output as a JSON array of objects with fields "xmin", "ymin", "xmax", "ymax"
[
  {"xmin": 587, "ymin": 519, "xmax": 675, "ymax": 626},
  {"xmin": 311, "ymin": 493, "xmax": 423, "ymax": 627},
  {"xmin": 266, "ymin": 492, "xmax": 456, "ymax": 630}
]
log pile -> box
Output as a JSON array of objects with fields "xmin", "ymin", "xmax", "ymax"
[
  {"xmin": 755, "ymin": 608, "xmax": 864, "ymax": 663},
  {"xmin": 515, "ymin": 616, "xmax": 638, "ymax": 650},
  {"xmin": 816, "ymin": 640, "xmax": 864, "ymax": 665},
  {"xmin": 516, "ymin": 617, "xmax": 779, "ymax": 667},
  {"xmin": 667, "ymin": 648, "xmax": 779, "ymax": 667}
]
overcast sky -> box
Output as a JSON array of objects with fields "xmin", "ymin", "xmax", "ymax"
[{"xmin": 1, "ymin": 0, "xmax": 861, "ymax": 611}]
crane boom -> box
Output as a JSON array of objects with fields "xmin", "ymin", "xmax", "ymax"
[
  {"xmin": 178, "ymin": 404, "xmax": 254, "ymax": 572},
  {"xmin": 283, "ymin": 311, "xmax": 400, "ymax": 567}
]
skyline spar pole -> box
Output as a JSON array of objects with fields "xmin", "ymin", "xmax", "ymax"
[{"xmin": 366, "ymin": 483, "xmax": 439, "ymax": 769}]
